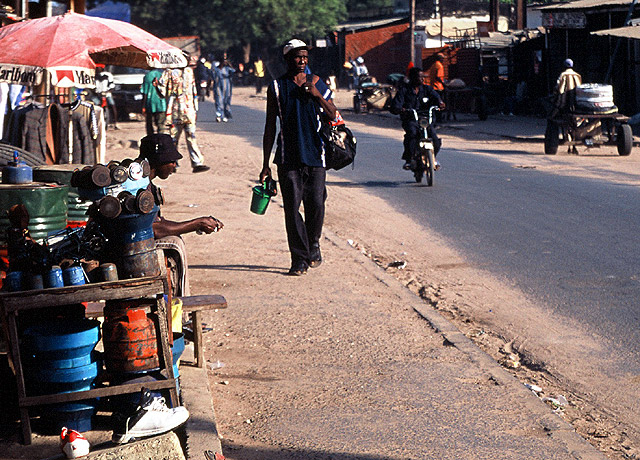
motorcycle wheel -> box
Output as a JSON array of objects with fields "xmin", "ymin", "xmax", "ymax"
[{"xmin": 425, "ymin": 150, "xmax": 435, "ymax": 187}]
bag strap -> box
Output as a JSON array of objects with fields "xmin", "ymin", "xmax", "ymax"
[{"xmin": 272, "ymin": 79, "xmax": 285, "ymax": 152}]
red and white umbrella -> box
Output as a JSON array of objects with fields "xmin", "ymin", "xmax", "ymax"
[{"xmin": 0, "ymin": 12, "xmax": 187, "ymax": 88}]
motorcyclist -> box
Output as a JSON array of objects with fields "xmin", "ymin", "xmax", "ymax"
[{"xmin": 390, "ymin": 66, "xmax": 445, "ymax": 171}]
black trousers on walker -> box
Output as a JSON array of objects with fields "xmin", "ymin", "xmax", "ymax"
[{"xmin": 278, "ymin": 164, "xmax": 327, "ymax": 265}]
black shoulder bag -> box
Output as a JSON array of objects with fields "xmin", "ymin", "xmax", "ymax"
[{"xmin": 306, "ymin": 75, "xmax": 357, "ymax": 170}]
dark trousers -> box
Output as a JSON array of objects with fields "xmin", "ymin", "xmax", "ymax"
[
  {"xmin": 278, "ymin": 165, "xmax": 327, "ymax": 265},
  {"xmin": 145, "ymin": 111, "xmax": 167, "ymax": 136},
  {"xmin": 401, "ymin": 119, "xmax": 441, "ymax": 161}
]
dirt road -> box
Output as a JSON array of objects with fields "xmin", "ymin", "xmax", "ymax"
[{"xmin": 105, "ymin": 86, "xmax": 637, "ymax": 459}]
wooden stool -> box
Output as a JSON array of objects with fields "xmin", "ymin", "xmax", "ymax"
[{"xmin": 178, "ymin": 295, "xmax": 227, "ymax": 368}]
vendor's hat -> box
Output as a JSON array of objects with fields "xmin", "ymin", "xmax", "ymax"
[
  {"xmin": 139, "ymin": 133, "xmax": 183, "ymax": 166},
  {"xmin": 564, "ymin": 58, "xmax": 574, "ymax": 68},
  {"xmin": 283, "ymin": 39, "xmax": 309, "ymax": 56}
]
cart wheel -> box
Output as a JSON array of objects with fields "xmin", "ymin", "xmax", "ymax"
[
  {"xmin": 477, "ymin": 94, "xmax": 488, "ymax": 121},
  {"xmin": 353, "ymin": 95, "xmax": 361, "ymax": 114},
  {"xmin": 617, "ymin": 124, "xmax": 633, "ymax": 156},
  {"xmin": 544, "ymin": 120, "xmax": 560, "ymax": 155}
]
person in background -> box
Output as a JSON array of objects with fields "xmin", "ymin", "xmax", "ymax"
[
  {"xmin": 427, "ymin": 53, "xmax": 445, "ymax": 121},
  {"xmin": 141, "ymin": 68, "xmax": 167, "ymax": 136},
  {"xmin": 260, "ymin": 39, "xmax": 337, "ymax": 276},
  {"xmin": 216, "ymin": 56, "xmax": 235, "ymax": 122},
  {"xmin": 195, "ymin": 56, "xmax": 210, "ymax": 100},
  {"xmin": 95, "ymin": 65, "xmax": 118, "ymax": 130},
  {"xmin": 254, "ymin": 57, "xmax": 266, "ymax": 94},
  {"xmin": 158, "ymin": 58, "xmax": 210, "ymax": 173},
  {"xmin": 554, "ymin": 58, "xmax": 581, "ymax": 114}
]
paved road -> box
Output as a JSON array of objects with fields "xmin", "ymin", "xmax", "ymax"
[
  {"xmin": 340, "ymin": 118, "xmax": 640, "ymax": 372},
  {"xmin": 200, "ymin": 98, "xmax": 640, "ymax": 376}
]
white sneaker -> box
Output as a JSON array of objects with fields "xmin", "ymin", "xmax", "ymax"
[
  {"xmin": 112, "ymin": 392, "xmax": 189, "ymax": 444},
  {"xmin": 222, "ymin": 117, "xmax": 228, "ymax": 123},
  {"xmin": 60, "ymin": 427, "xmax": 90, "ymax": 458}
]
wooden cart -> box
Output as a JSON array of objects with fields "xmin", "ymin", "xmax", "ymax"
[
  {"xmin": 544, "ymin": 111, "xmax": 633, "ymax": 156},
  {"xmin": 0, "ymin": 270, "xmax": 178, "ymax": 444}
]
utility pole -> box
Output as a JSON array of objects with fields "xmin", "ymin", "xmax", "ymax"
[
  {"xmin": 490, "ymin": 0, "xmax": 499, "ymax": 30},
  {"xmin": 410, "ymin": 0, "xmax": 416, "ymax": 65}
]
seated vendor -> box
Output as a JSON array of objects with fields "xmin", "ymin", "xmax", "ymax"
[
  {"xmin": 138, "ymin": 133, "xmax": 223, "ymax": 296},
  {"xmin": 138, "ymin": 133, "xmax": 223, "ymax": 238}
]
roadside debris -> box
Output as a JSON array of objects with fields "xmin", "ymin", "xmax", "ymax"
[
  {"xmin": 524, "ymin": 383, "xmax": 543, "ymax": 394},
  {"xmin": 208, "ymin": 360, "xmax": 226, "ymax": 370},
  {"xmin": 387, "ymin": 260, "xmax": 407, "ymax": 269}
]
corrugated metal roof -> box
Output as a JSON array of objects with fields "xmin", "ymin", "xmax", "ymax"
[
  {"xmin": 592, "ymin": 24, "xmax": 640, "ymax": 38},
  {"xmin": 538, "ymin": 0, "xmax": 636, "ymax": 11},
  {"xmin": 336, "ymin": 16, "xmax": 407, "ymax": 32}
]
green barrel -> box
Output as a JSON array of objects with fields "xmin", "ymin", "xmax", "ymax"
[
  {"xmin": 0, "ymin": 183, "xmax": 69, "ymax": 244},
  {"xmin": 32, "ymin": 165, "xmax": 92, "ymax": 224}
]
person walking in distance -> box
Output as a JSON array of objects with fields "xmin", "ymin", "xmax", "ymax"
[
  {"xmin": 217, "ymin": 56, "xmax": 235, "ymax": 122},
  {"xmin": 260, "ymin": 39, "xmax": 337, "ymax": 276},
  {"xmin": 254, "ymin": 56, "xmax": 266, "ymax": 94},
  {"xmin": 158, "ymin": 58, "xmax": 210, "ymax": 173},
  {"xmin": 141, "ymin": 68, "xmax": 167, "ymax": 136}
]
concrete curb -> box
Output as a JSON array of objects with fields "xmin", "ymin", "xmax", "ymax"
[
  {"xmin": 321, "ymin": 227, "xmax": 607, "ymax": 460},
  {"xmin": 180, "ymin": 345, "xmax": 224, "ymax": 460}
]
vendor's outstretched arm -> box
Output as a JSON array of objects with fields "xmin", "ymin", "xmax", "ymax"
[{"xmin": 153, "ymin": 215, "xmax": 223, "ymax": 239}]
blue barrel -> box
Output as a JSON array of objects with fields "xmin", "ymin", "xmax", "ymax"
[
  {"xmin": 22, "ymin": 319, "xmax": 100, "ymax": 361},
  {"xmin": 98, "ymin": 207, "xmax": 160, "ymax": 279},
  {"xmin": 39, "ymin": 401, "xmax": 97, "ymax": 434}
]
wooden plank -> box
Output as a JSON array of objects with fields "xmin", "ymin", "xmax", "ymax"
[
  {"xmin": 19, "ymin": 379, "xmax": 178, "ymax": 407},
  {"xmin": 1, "ymin": 278, "xmax": 165, "ymax": 312},
  {"xmin": 194, "ymin": 310, "xmax": 204, "ymax": 368},
  {"xmin": 179, "ymin": 295, "xmax": 227, "ymax": 312}
]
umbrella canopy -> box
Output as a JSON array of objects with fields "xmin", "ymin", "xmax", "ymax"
[{"xmin": 0, "ymin": 12, "xmax": 187, "ymax": 88}]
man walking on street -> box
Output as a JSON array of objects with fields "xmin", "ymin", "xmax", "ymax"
[
  {"xmin": 141, "ymin": 68, "xmax": 167, "ymax": 136},
  {"xmin": 260, "ymin": 39, "xmax": 337, "ymax": 276},
  {"xmin": 159, "ymin": 59, "xmax": 210, "ymax": 173}
]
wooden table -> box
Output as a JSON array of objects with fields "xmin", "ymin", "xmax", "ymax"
[{"xmin": 0, "ymin": 274, "xmax": 178, "ymax": 445}]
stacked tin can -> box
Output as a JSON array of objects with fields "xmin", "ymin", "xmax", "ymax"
[{"xmin": 74, "ymin": 158, "xmax": 160, "ymax": 280}]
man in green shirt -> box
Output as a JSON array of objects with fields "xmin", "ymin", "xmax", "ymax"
[{"xmin": 141, "ymin": 69, "xmax": 167, "ymax": 136}]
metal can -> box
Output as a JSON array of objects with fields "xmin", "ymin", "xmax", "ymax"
[
  {"xmin": 45, "ymin": 266, "xmax": 64, "ymax": 288},
  {"xmin": 100, "ymin": 263, "xmax": 119, "ymax": 282},
  {"xmin": 62, "ymin": 266, "xmax": 86, "ymax": 286},
  {"xmin": 5, "ymin": 271, "xmax": 24, "ymax": 292}
]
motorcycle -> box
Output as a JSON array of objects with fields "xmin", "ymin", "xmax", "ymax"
[
  {"xmin": 408, "ymin": 106, "xmax": 440, "ymax": 186},
  {"xmin": 353, "ymin": 75, "xmax": 396, "ymax": 114}
]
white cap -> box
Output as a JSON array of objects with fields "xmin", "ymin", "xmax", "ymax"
[{"xmin": 283, "ymin": 39, "xmax": 309, "ymax": 56}]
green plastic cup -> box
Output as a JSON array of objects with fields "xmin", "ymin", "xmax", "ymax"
[{"xmin": 250, "ymin": 182, "xmax": 272, "ymax": 215}]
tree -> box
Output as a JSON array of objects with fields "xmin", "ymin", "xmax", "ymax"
[{"xmin": 112, "ymin": 0, "xmax": 346, "ymax": 59}]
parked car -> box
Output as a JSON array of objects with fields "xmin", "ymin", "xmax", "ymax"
[{"xmin": 106, "ymin": 65, "xmax": 146, "ymax": 121}]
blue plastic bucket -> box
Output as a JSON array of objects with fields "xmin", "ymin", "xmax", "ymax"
[{"xmin": 171, "ymin": 332, "xmax": 185, "ymax": 378}]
